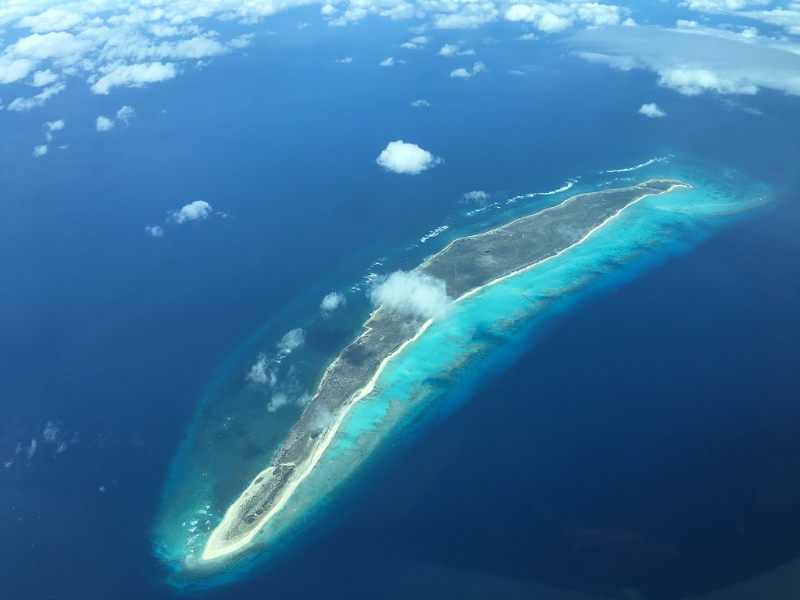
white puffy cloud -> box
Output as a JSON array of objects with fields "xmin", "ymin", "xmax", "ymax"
[
  {"xmin": 638, "ymin": 103, "xmax": 666, "ymax": 118},
  {"xmin": 45, "ymin": 119, "xmax": 65, "ymax": 132},
  {"xmin": 401, "ymin": 35, "xmax": 430, "ymax": 49},
  {"xmin": 438, "ymin": 42, "xmax": 475, "ymax": 56},
  {"xmin": 369, "ymin": 270, "xmax": 451, "ymax": 320},
  {"xmin": 411, "ymin": 99, "xmax": 432, "ymax": 107},
  {"xmin": 7, "ymin": 82, "xmax": 65, "ymax": 111},
  {"xmin": 170, "ymin": 200, "xmax": 212, "ymax": 224},
  {"xmin": 320, "ymin": 292, "xmax": 346, "ymax": 313},
  {"xmin": 277, "ymin": 328, "xmax": 305, "ymax": 353},
  {"xmin": 658, "ymin": 67, "xmax": 758, "ymax": 96},
  {"xmin": 228, "ymin": 34, "xmax": 254, "ymax": 49},
  {"xmin": 376, "ymin": 140, "xmax": 442, "ymax": 175},
  {"xmin": 0, "ymin": 56, "xmax": 35, "ymax": 84},
  {"xmin": 0, "ymin": 0, "xmax": 635, "ymax": 108},
  {"xmin": 96, "ymin": 116, "xmax": 114, "ymax": 131},
  {"xmin": 335, "ymin": 56, "xmax": 353, "ymax": 63},
  {"xmin": 505, "ymin": 1, "xmax": 625, "ymax": 32},
  {"xmin": 145, "ymin": 225, "xmax": 164, "ymax": 237},
  {"xmin": 463, "ymin": 190, "xmax": 489, "ymax": 202},
  {"xmin": 10, "ymin": 31, "xmax": 91, "ymax": 61},
  {"xmin": 450, "ymin": 61, "xmax": 487, "ymax": 78},
  {"xmin": 680, "ymin": 0, "xmax": 772, "ymax": 11},
  {"xmin": 32, "ymin": 144, "xmax": 48, "ymax": 157},
  {"xmin": 432, "ymin": 2, "xmax": 499, "ymax": 29},
  {"xmin": 116, "ymin": 105, "xmax": 135, "ymax": 124},
  {"xmin": 379, "ymin": 57, "xmax": 395, "ymax": 67},
  {"xmin": 96, "ymin": 106, "xmax": 134, "ymax": 131},
  {"xmin": 570, "ymin": 25, "xmax": 800, "ymax": 97},
  {"xmin": 17, "ymin": 7, "xmax": 85, "ymax": 33},
  {"xmin": 43, "ymin": 118, "xmax": 65, "ymax": 140},
  {"xmin": 31, "ymin": 69, "xmax": 58, "ymax": 86},
  {"xmin": 91, "ymin": 62, "xmax": 177, "ymax": 95}
]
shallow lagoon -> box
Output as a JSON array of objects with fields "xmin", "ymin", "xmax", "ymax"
[{"xmin": 153, "ymin": 156, "xmax": 769, "ymax": 588}]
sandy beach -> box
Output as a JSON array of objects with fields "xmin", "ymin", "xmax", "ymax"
[{"xmin": 202, "ymin": 179, "xmax": 691, "ymax": 561}]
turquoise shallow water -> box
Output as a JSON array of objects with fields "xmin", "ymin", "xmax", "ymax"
[{"xmin": 152, "ymin": 158, "xmax": 770, "ymax": 588}]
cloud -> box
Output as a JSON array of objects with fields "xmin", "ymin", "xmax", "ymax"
[
  {"xmin": 96, "ymin": 106, "xmax": 135, "ymax": 132},
  {"xmin": 169, "ymin": 200, "xmax": 212, "ymax": 224},
  {"xmin": 0, "ymin": 0, "xmax": 636, "ymax": 109},
  {"xmin": 411, "ymin": 99, "xmax": 432, "ymax": 108},
  {"xmin": 45, "ymin": 119, "xmax": 65, "ymax": 132},
  {"xmin": 228, "ymin": 34, "xmax": 255, "ymax": 49},
  {"xmin": 7, "ymin": 82, "xmax": 65, "ymax": 111},
  {"xmin": 10, "ymin": 31, "xmax": 91, "ymax": 61},
  {"xmin": 335, "ymin": 57, "xmax": 353, "ymax": 63},
  {"xmin": 308, "ymin": 407, "xmax": 336, "ymax": 433},
  {"xmin": 43, "ymin": 118, "xmax": 65, "ymax": 140},
  {"xmin": 321, "ymin": 292, "xmax": 346, "ymax": 313},
  {"xmin": 267, "ymin": 392, "xmax": 289, "ymax": 412},
  {"xmin": 248, "ymin": 354, "xmax": 277, "ymax": 386},
  {"xmin": 96, "ymin": 116, "xmax": 114, "ymax": 131},
  {"xmin": 658, "ymin": 67, "xmax": 757, "ymax": 96},
  {"xmin": 438, "ymin": 43, "xmax": 475, "ymax": 57},
  {"xmin": 17, "ymin": 7, "xmax": 85, "ymax": 33},
  {"xmin": 401, "ymin": 35, "xmax": 430, "ymax": 49},
  {"xmin": 570, "ymin": 25, "xmax": 800, "ymax": 97},
  {"xmin": 679, "ymin": 1, "xmax": 793, "ymax": 35},
  {"xmin": 32, "ymin": 145, "xmax": 48, "ymax": 157},
  {"xmin": 450, "ymin": 62, "xmax": 487, "ymax": 78},
  {"xmin": 41, "ymin": 119, "xmax": 65, "ymax": 142},
  {"xmin": 463, "ymin": 190, "xmax": 490, "ymax": 202},
  {"xmin": 376, "ymin": 140, "xmax": 442, "ymax": 175},
  {"xmin": 369, "ymin": 270, "xmax": 451, "ymax": 320},
  {"xmin": 145, "ymin": 225, "xmax": 164, "ymax": 237},
  {"xmin": 277, "ymin": 328, "xmax": 305, "ymax": 354},
  {"xmin": 116, "ymin": 105, "xmax": 135, "ymax": 124},
  {"xmin": 505, "ymin": 1, "xmax": 625, "ymax": 32},
  {"xmin": 43, "ymin": 422, "xmax": 59, "ymax": 443},
  {"xmin": 91, "ymin": 62, "xmax": 177, "ymax": 95},
  {"xmin": 31, "ymin": 69, "xmax": 58, "ymax": 86},
  {"xmin": 379, "ymin": 57, "xmax": 395, "ymax": 67},
  {"xmin": 0, "ymin": 56, "xmax": 35, "ymax": 84},
  {"xmin": 432, "ymin": 3, "xmax": 499, "ymax": 29},
  {"xmin": 27, "ymin": 439, "xmax": 37, "ymax": 460},
  {"xmin": 638, "ymin": 103, "xmax": 667, "ymax": 118}
]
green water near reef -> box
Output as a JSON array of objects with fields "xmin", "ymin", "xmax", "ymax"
[{"xmin": 152, "ymin": 157, "xmax": 770, "ymax": 589}]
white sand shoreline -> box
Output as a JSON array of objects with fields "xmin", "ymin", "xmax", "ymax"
[{"xmin": 201, "ymin": 180, "xmax": 691, "ymax": 561}]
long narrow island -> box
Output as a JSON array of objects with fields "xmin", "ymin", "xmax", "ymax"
[{"xmin": 201, "ymin": 179, "xmax": 690, "ymax": 561}]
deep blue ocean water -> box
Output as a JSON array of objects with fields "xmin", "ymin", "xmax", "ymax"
[{"xmin": 1, "ymin": 12, "xmax": 799, "ymax": 600}]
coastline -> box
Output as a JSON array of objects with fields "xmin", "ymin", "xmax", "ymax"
[
  {"xmin": 200, "ymin": 179, "xmax": 692, "ymax": 562},
  {"xmin": 202, "ymin": 317, "xmax": 434, "ymax": 560}
]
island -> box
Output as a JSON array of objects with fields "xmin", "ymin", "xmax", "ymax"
[{"xmin": 201, "ymin": 179, "xmax": 691, "ymax": 561}]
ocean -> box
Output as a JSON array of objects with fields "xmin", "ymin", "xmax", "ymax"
[{"xmin": 1, "ymin": 12, "xmax": 799, "ymax": 600}]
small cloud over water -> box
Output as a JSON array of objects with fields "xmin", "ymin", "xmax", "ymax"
[
  {"xmin": 369, "ymin": 270, "xmax": 451, "ymax": 320},
  {"xmin": 638, "ymin": 103, "xmax": 666, "ymax": 118},
  {"xmin": 376, "ymin": 140, "xmax": 442, "ymax": 175}
]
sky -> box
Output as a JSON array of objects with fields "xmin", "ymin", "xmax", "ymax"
[{"xmin": 1, "ymin": 1, "xmax": 800, "ymax": 138}]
